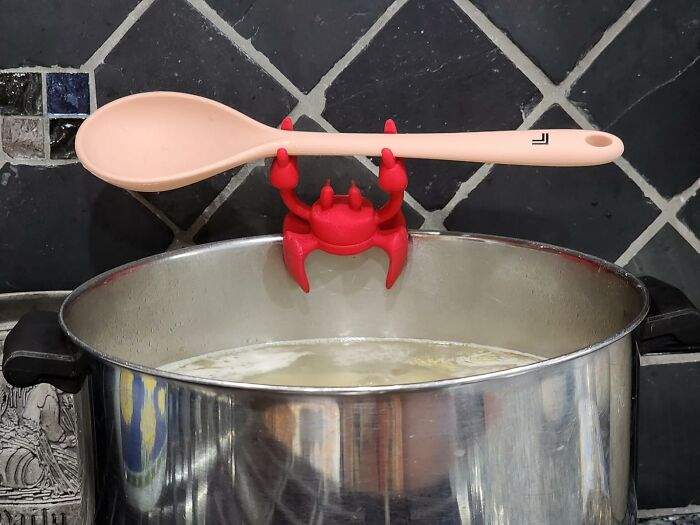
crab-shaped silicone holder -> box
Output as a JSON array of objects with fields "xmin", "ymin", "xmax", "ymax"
[{"xmin": 270, "ymin": 118, "xmax": 409, "ymax": 292}]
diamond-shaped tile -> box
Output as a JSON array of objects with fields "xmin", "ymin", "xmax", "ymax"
[
  {"xmin": 0, "ymin": 0, "xmax": 140, "ymax": 67},
  {"xmin": 95, "ymin": 0, "xmax": 296, "ymax": 126},
  {"xmin": 626, "ymin": 225, "xmax": 700, "ymax": 308},
  {"xmin": 323, "ymin": 0, "xmax": 541, "ymax": 210},
  {"xmin": 678, "ymin": 191, "xmax": 700, "ymax": 239},
  {"xmin": 570, "ymin": 0, "xmax": 700, "ymax": 198},
  {"xmin": 142, "ymin": 170, "xmax": 236, "ymax": 230},
  {"xmin": 195, "ymin": 115, "xmax": 424, "ymax": 242},
  {"xmin": 444, "ymin": 105, "xmax": 660, "ymax": 261},
  {"xmin": 209, "ymin": 0, "xmax": 394, "ymax": 93},
  {"xmin": 0, "ymin": 163, "xmax": 173, "ymax": 292},
  {"xmin": 471, "ymin": 0, "xmax": 633, "ymax": 83}
]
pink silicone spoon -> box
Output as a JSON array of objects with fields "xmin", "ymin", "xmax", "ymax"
[{"xmin": 75, "ymin": 91, "xmax": 623, "ymax": 192}]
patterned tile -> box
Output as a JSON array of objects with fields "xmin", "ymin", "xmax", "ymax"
[
  {"xmin": 471, "ymin": 0, "xmax": 633, "ymax": 83},
  {"xmin": 0, "ymin": 163, "xmax": 172, "ymax": 293},
  {"xmin": 142, "ymin": 170, "xmax": 236, "ymax": 230},
  {"xmin": 47, "ymin": 73, "xmax": 90, "ymax": 115},
  {"xmin": 444, "ymin": 105, "xmax": 660, "ymax": 261},
  {"xmin": 95, "ymin": 0, "xmax": 295, "ymax": 126},
  {"xmin": 323, "ymin": 0, "xmax": 541, "ymax": 209},
  {"xmin": 626, "ymin": 225, "xmax": 700, "ymax": 308},
  {"xmin": 0, "ymin": 73, "xmax": 42, "ymax": 116},
  {"xmin": 0, "ymin": 0, "xmax": 140, "ymax": 67},
  {"xmin": 1, "ymin": 117, "xmax": 44, "ymax": 159},
  {"xmin": 570, "ymin": 0, "xmax": 700, "ymax": 197},
  {"xmin": 223, "ymin": 0, "xmax": 394, "ymax": 93},
  {"xmin": 678, "ymin": 191, "xmax": 700, "ymax": 238},
  {"xmin": 49, "ymin": 118, "xmax": 83, "ymax": 159},
  {"xmin": 195, "ymin": 115, "xmax": 424, "ymax": 243}
]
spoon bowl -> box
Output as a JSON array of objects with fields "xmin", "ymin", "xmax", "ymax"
[{"xmin": 76, "ymin": 92, "xmax": 624, "ymax": 192}]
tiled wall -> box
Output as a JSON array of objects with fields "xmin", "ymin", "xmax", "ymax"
[{"xmin": 0, "ymin": 0, "xmax": 698, "ymax": 304}]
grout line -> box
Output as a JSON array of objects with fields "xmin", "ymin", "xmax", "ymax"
[
  {"xmin": 0, "ymin": 66, "xmax": 84, "ymax": 73},
  {"xmin": 309, "ymin": 113, "xmax": 433, "ymax": 219},
  {"xmin": 4, "ymin": 158, "xmax": 80, "ymax": 167},
  {"xmin": 183, "ymin": 161, "xmax": 264, "ymax": 241},
  {"xmin": 452, "ymin": 0, "xmax": 680, "ymax": 263},
  {"xmin": 88, "ymin": 70, "xmax": 98, "ymax": 112},
  {"xmin": 427, "ymin": 97, "xmax": 554, "ymax": 228},
  {"xmin": 615, "ymin": 177, "xmax": 700, "ymax": 265},
  {"xmin": 41, "ymin": 72, "xmax": 50, "ymax": 160},
  {"xmin": 614, "ymin": 214, "xmax": 666, "ymax": 266},
  {"xmin": 127, "ymin": 190, "xmax": 184, "ymax": 236},
  {"xmin": 560, "ymin": 0, "xmax": 651, "ymax": 92},
  {"xmin": 82, "ymin": 0, "xmax": 157, "ymax": 70},
  {"xmin": 304, "ymin": 0, "xmax": 408, "ymax": 108},
  {"xmin": 186, "ymin": 0, "xmax": 305, "ymax": 102},
  {"xmin": 452, "ymin": 0, "xmax": 555, "ymax": 94}
]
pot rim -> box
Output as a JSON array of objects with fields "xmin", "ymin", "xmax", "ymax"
[{"xmin": 59, "ymin": 231, "xmax": 650, "ymax": 395}]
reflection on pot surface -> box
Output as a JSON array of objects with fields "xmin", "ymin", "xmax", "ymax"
[{"xmin": 116, "ymin": 370, "xmax": 168, "ymax": 512}]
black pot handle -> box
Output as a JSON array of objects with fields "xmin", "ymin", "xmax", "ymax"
[
  {"xmin": 635, "ymin": 276, "xmax": 700, "ymax": 355},
  {"xmin": 3, "ymin": 311, "xmax": 87, "ymax": 394}
]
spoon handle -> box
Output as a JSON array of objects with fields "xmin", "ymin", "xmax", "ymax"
[{"xmin": 276, "ymin": 129, "xmax": 623, "ymax": 167}]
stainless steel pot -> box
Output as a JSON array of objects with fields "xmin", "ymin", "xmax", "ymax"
[{"xmin": 3, "ymin": 232, "xmax": 649, "ymax": 524}]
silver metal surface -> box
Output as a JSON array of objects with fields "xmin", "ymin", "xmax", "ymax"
[
  {"xmin": 0, "ymin": 292, "xmax": 91, "ymax": 525},
  {"xmin": 60, "ymin": 232, "xmax": 647, "ymax": 524}
]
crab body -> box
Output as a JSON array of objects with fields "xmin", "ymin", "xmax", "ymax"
[{"xmin": 270, "ymin": 118, "xmax": 409, "ymax": 292}]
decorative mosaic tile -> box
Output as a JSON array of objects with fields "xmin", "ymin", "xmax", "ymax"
[
  {"xmin": 47, "ymin": 72, "xmax": 90, "ymax": 115},
  {"xmin": 0, "ymin": 72, "xmax": 42, "ymax": 116},
  {"xmin": 1, "ymin": 117, "xmax": 44, "ymax": 159},
  {"xmin": 49, "ymin": 118, "xmax": 83, "ymax": 159}
]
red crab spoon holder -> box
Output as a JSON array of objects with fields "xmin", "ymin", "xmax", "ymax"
[{"xmin": 271, "ymin": 118, "xmax": 408, "ymax": 293}]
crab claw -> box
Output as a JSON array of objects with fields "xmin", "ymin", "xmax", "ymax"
[
  {"xmin": 381, "ymin": 148, "xmax": 396, "ymax": 168},
  {"xmin": 270, "ymin": 148, "xmax": 298, "ymax": 190},
  {"xmin": 281, "ymin": 117, "xmax": 294, "ymax": 131}
]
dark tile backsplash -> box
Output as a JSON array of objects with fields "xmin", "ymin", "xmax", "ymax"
[{"xmin": 0, "ymin": 0, "xmax": 697, "ymax": 306}]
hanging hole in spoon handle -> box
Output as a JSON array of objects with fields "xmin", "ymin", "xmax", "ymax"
[{"xmin": 585, "ymin": 134, "xmax": 614, "ymax": 147}]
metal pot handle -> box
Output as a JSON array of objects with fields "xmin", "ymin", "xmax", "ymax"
[{"xmin": 3, "ymin": 311, "xmax": 87, "ymax": 394}]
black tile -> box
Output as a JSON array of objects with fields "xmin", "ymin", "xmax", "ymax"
[
  {"xmin": 47, "ymin": 72, "xmax": 90, "ymax": 115},
  {"xmin": 142, "ymin": 170, "xmax": 236, "ymax": 230},
  {"xmin": 50, "ymin": 118, "xmax": 83, "ymax": 159},
  {"xmin": 323, "ymin": 0, "xmax": 541, "ymax": 210},
  {"xmin": 570, "ymin": 0, "xmax": 700, "ymax": 198},
  {"xmin": 471, "ymin": 0, "xmax": 633, "ymax": 83},
  {"xmin": 196, "ymin": 115, "xmax": 423, "ymax": 242},
  {"xmin": 626, "ymin": 225, "xmax": 700, "ymax": 308},
  {"xmin": 0, "ymin": 73, "xmax": 42, "ymax": 116},
  {"xmin": 444, "ymin": 106, "xmax": 660, "ymax": 261},
  {"xmin": 0, "ymin": 163, "xmax": 173, "ymax": 293},
  {"xmin": 0, "ymin": 0, "xmax": 140, "ymax": 67},
  {"xmin": 95, "ymin": 0, "xmax": 296, "ymax": 126},
  {"xmin": 679, "ymin": 191, "xmax": 700, "ymax": 238},
  {"xmin": 225, "ymin": 0, "xmax": 394, "ymax": 93}
]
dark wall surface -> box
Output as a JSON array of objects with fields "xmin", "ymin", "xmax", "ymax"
[{"xmin": 0, "ymin": 0, "xmax": 698, "ymax": 304}]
